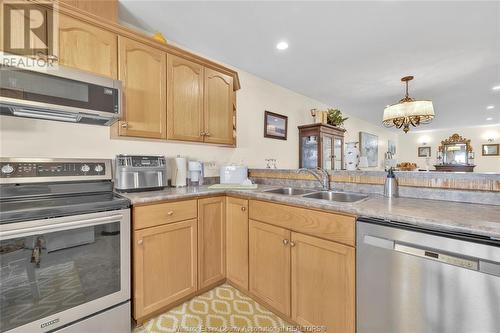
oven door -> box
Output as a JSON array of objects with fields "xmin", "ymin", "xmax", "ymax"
[{"xmin": 0, "ymin": 209, "xmax": 130, "ymax": 333}]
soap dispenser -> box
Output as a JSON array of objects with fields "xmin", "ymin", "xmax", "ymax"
[{"xmin": 384, "ymin": 168, "xmax": 398, "ymax": 198}]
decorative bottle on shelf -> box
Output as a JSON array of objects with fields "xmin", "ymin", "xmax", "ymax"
[{"xmin": 345, "ymin": 142, "xmax": 360, "ymax": 171}]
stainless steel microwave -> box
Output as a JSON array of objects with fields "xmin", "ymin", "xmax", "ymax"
[{"xmin": 0, "ymin": 62, "xmax": 122, "ymax": 126}]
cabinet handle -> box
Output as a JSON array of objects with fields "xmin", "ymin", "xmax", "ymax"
[
  {"xmin": 47, "ymin": 55, "xmax": 58, "ymax": 61},
  {"xmin": 167, "ymin": 211, "xmax": 174, "ymax": 216},
  {"xmin": 137, "ymin": 240, "xmax": 143, "ymax": 245},
  {"xmin": 290, "ymin": 241, "xmax": 296, "ymax": 247},
  {"xmin": 205, "ymin": 132, "xmax": 211, "ymax": 137},
  {"xmin": 241, "ymin": 206, "xmax": 246, "ymax": 211},
  {"xmin": 200, "ymin": 131, "xmax": 206, "ymax": 136},
  {"xmin": 121, "ymin": 122, "xmax": 128, "ymax": 128},
  {"xmin": 283, "ymin": 239, "xmax": 289, "ymax": 246}
]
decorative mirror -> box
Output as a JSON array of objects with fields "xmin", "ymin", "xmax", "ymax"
[{"xmin": 435, "ymin": 133, "xmax": 475, "ymax": 172}]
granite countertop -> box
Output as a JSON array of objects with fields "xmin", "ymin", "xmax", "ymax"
[{"xmin": 119, "ymin": 185, "xmax": 500, "ymax": 239}]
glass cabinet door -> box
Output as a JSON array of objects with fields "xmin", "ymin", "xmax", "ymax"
[
  {"xmin": 333, "ymin": 137, "xmax": 343, "ymax": 170},
  {"xmin": 301, "ymin": 135, "xmax": 318, "ymax": 169},
  {"xmin": 322, "ymin": 135, "xmax": 333, "ymax": 170}
]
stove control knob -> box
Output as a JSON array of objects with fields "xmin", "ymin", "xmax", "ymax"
[
  {"xmin": 80, "ymin": 164, "xmax": 90, "ymax": 173},
  {"xmin": 1, "ymin": 164, "xmax": 14, "ymax": 174},
  {"xmin": 94, "ymin": 164, "xmax": 104, "ymax": 173}
]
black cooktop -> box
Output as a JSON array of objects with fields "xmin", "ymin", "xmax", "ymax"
[{"xmin": 0, "ymin": 192, "xmax": 130, "ymax": 224}]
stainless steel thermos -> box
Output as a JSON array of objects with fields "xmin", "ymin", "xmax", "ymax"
[{"xmin": 384, "ymin": 168, "xmax": 398, "ymax": 198}]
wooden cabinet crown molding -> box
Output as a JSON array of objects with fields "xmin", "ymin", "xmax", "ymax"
[{"xmin": 31, "ymin": 0, "xmax": 240, "ymax": 90}]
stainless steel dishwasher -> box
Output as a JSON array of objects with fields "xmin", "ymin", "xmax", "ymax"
[{"xmin": 357, "ymin": 217, "xmax": 500, "ymax": 333}]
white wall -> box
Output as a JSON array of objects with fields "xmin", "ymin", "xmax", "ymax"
[
  {"xmin": 0, "ymin": 69, "xmax": 396, "ymax": 173},
  {"xmin": 397, "ymin": 125, "xmax": 500, "ymax": 172}
]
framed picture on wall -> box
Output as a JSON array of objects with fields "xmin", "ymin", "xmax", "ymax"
[
  {"xmin": 482, "ymin": 144, "xmax": 499, "ymax": 156},
  {"xmin": 418, "ymin": 146, "xmax": 432, "ymax": 157},
  {"xmin": 359, "ymin": 132, "xmax": 378, "ymax": 167},
  {"xmin": 264, "ymin": 111, "xmax": 288, "ymax": 140}
]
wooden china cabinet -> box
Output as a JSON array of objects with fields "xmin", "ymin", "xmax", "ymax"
[{"xmin": 298, "ymin": 123, "xmax": 346, "ymax": 170}]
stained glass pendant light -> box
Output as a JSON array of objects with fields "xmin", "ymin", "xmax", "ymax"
[{"xmin": 383, "ymin": 76, "xmax": 434, "ymax": 133}]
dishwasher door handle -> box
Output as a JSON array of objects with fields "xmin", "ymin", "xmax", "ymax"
[{"xmin": 363, "ymin": 235, "xmax": 394, "ymax": 249}]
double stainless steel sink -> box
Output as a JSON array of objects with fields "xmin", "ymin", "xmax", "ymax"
[
  {"xmin": 263, "ymin": 187, "xmax": 368, "ymax": 203},
  {"xmin": 264, "ymin": 187, "xmax": 317, "ymax": 195}
]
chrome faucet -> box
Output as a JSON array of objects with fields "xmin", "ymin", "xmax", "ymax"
[{"xmin": 297, "ymin": 167, "xmax": 331, "ymax": 191}]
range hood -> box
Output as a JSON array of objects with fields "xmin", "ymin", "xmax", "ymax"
[{"xmin": 0, "ymin": 61, "xmax": 122, "ymax": 126}]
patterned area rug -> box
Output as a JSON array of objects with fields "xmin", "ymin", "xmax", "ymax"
[{"xmin": 135, "ymin": 284, "xmax": 295, "ymax": 333}]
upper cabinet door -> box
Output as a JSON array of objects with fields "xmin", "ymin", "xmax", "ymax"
[
  {"xmin": 167, "ymin": 55, "xmax": 204, "ymax": 142},
  {"xmin": 118, "ymin": 37, "xmax": 167, "ymax": 139},
  {"xmin": 204, "ymin": 68, "xmax": 234, "ymax": 145},
  {"xmin": 59, "ymin": 15, "xmax": 117, "ymax": 79}
]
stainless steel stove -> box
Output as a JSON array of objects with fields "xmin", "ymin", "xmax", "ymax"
[{"xmin": 0, "ymin": 158, "xmax": 131, "ymax": 333}]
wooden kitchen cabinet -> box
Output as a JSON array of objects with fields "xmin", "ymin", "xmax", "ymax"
[
  {"xmin": 59, "ymin": 15, "xmax": 117, "ymax": 78},
  {"xmin": 198, "ymin": 197, "xmax": 226, "ymax": 288},
  {"xmin": 133, "ymin": 219, "xmax": 198, "ymax": 321},
  {"xmin": 204, "ymin": 68, "xmax": 234, "ymax": 145},
  {"xmin": 167, "ymin": 54, "xmax": 204, "ymax": 142},
  {"xmin": 249, "ymin": 219, "xmax": 291, "ymax": 316},
  {"xmin": 118, "ymin": 36, "xmax": 167, "ymax": 139},
  {"xmin": 226, "ymin": 197, "xmax": 249, "ymax": 290},
  {"xmin": 291, "ymin": 232, "xmax": 355, "ymax": 333}
]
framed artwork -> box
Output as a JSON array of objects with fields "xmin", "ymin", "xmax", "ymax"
[
  {"xmin": 482, "ymin": 144, "xmax": 499, "ymax": 156},
  {"xmin": 359, "ymin": 132, "xmax": 378, "ymax": 167},
  {"xmin": 388, "ymin": 140, "xmax": 396, "ymax": 155},
  {"xmin": 418, "ymin": 146, "xmax": 432, "ymax": 157},
  {"xmin": 264, "ymin": 111, "xmax": 288, "ymax": 140}
]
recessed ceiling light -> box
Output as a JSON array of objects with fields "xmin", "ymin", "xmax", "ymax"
[
  {"xmin": 276, "ymin": 41, "xmax": 289, "ymax": 50},
  {"xmin": 493, "ymin": 85, "xmax": 500, "ymax": 91},
  {"xmin": 486, "ymin": 105, "xmax": 495, "ymax": 110},
  {"xmin": 486, "ymin": 117, "xmax": 493, "ymax": 121}
]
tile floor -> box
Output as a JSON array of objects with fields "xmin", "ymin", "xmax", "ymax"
[{"xmin": 134, "ymin": 284, "xmax": 295, "ymax": 333}]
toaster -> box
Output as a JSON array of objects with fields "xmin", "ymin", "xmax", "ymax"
[
  {"xmin": 114, "ymin": 155, "xmax": 167, "ymax": 192},
  {"xmin": 219, "ymin": 164, "xmax": 248, "ymax": 184}
]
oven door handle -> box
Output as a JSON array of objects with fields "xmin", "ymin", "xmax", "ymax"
[{"xmin": 0, "ymin": 214, "xmax": 124, "ymax": 239}]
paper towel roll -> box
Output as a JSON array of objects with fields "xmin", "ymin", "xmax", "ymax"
[{"xmin": 171, "ymin": 157, "xmax": 187, "ymax": 187}]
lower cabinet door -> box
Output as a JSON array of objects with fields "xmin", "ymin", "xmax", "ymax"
[
  {"xmin": 133, "ymin": 219, "xmax": 197, "ymax": 320},
  {"xmin": 226, "ymin": 197, "xmax": 249, "ymax": 290},
  {"xmin": 198, "ymin": 197, "xmax": 226, "ymax": 288},
  {"xmin": 249, "ymin": 219, "xmax": 291, "ymax": 316},
  {"xmin": 291, "ymin": 232, "xmax": 355, "ymax": 333}
]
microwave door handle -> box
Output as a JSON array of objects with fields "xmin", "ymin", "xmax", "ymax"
[{"xmin": 12, "ymin": 108, "xmax": 81, "ymax": 123}]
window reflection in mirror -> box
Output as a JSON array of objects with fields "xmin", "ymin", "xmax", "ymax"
[{"xmin": 443, "ymin": 143, "xmax": 467, "ymax": 164}]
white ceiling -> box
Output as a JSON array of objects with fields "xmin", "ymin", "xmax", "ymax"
[{"xmin": 118, "ymin": 1, "xmax": 500, "ymax": 131}]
